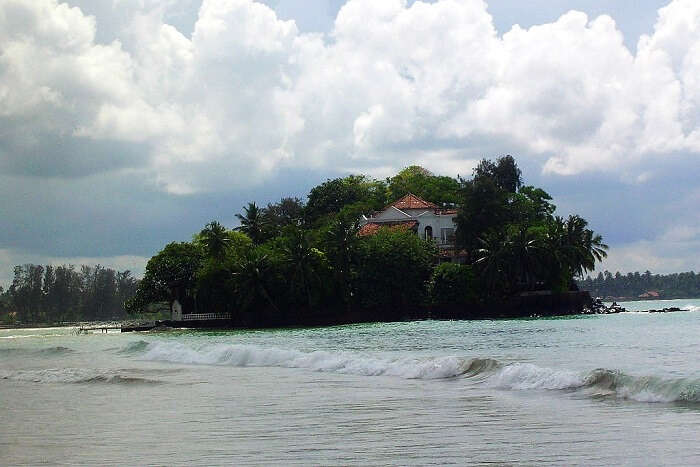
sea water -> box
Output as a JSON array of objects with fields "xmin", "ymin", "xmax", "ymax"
[{"xmin": 1, "ymin": 299, "xmax": 699, "ymax": 465}]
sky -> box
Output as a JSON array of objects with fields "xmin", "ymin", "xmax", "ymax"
[{"xmin": 1, "ymin": 0, "xmax": 699, "ymax": 287}]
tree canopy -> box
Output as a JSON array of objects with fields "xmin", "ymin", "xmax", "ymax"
[{"xmin": 118, "ymin": 156, "xmax": 608, "ymax": 323}]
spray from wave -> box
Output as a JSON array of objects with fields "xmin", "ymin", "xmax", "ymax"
[{"xmin": 131, "ymin": 341, "xmax": 699, "ymax": 403}]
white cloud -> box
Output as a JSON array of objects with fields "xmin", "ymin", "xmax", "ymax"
[
  {"xmin": 0, "ymin": 0, "xmax": 699, "ymax": 190},
  {"xmin": 601, "ymin": 221, "xmax": 700, "ymax": 274}
]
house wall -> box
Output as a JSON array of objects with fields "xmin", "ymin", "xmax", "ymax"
[
  {"xmin": 363, "ymin": 208, "xmax": 458, "ymax": 247},
  {"xmin": 414, "ymin": 213, "xmax": 457, "ymax": 246}
]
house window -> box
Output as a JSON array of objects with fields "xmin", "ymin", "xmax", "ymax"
[
  {"xmin": 424, "ymin": 226, "xmax": 433, "ymax": 240},
  {"xmin": 441, "ymin": 228, "xmax": 455, "ymax": 244}
]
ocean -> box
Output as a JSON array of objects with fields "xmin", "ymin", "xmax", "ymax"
[{"xmin": 2, "ymin": 299, "xmax": 699, "ymax": 465}]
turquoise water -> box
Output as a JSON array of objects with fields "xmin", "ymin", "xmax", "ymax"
[{"xmin": 2, "ymin": 299, "xmax": 699, "ymax": 465}]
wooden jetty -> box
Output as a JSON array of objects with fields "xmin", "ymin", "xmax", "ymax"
[
  {"xmin": 76, "ymin": 321, "xmax": 157, "ymax": 333},
  {"xmin": 77, "ymin": 324, "xmax": 122, "ymax": 333}
]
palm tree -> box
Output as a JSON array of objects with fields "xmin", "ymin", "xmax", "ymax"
[
  {"xmin": 473, "ymin": 231, "xmax": 513, "ymax": 296},
  {"xmin": 281, "ymin": 226, "xmax": 322, "ymax": 310},
  {"xmin": 507, "ymin": 225, "xmax": 547, "ymax": 291},
  {"xmin": 232, "ymin": 251, "xmax": 280, "ymax": 315},
  {"xmin": 323, "ymin": 217, "xmax": 359, "ymax": 307},
  {"xmin": 235, "ymin": 202, "xmax": 267, "ymax": 245},
  {"xmin": 199, "ymin": 221, "xmax": 230, "ymax": 261},
  {"xmin": 544, "ymin": 216, "xmax": 608, "ymax": 289}
]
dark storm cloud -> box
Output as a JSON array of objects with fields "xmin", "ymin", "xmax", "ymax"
[{"xmin": 0, "ymin": 134, "xmax": 149, "ymax": 178}]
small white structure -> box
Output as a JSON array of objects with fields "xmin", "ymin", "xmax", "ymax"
[
  {"xmin": 171, "ymin": 299, "xmax": 183, "ymax": 321},
  {"xmin": 359, "ymin": 194, "xmax": 464, "ymax": 261}
]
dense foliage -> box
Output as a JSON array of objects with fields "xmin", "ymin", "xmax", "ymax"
[
  {"xmin": 578, "ymin": 270, "xmax": 700, "ymax": 299},
  {"xmin": 120, "ymin": 157, "xmax": 609, "ymax": 323},
  {"xmin": 0, "ymin": 264, "xmax": 138, "ymax": 324},
  {"xmin": 456, "ymin": 157, "xmax": 607, "ymax": 296}
]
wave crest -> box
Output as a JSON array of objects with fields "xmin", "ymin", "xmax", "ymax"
[
  {"xmin": 0, "ymin": 368, "xmax": 161, "ymax": 385},
  {"xmin": 486, "ymin": 364, "xmax": 699, "ymax": 403},
  {"xmin": 137, "ymin": 341, "xmax": 496, "ymax": 380},
  {"xmin": 126, "ymin": 341, "xmax": 699, "ymax": 403}
]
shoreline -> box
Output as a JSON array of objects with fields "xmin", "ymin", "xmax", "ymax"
[{"xmin": 4, "ymin": 295, "xmax": 698, "ymax": 332}]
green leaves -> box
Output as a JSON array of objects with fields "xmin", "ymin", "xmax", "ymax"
[
  {"xmin": 428, "ymin": 263, "xmax": 478, "ymax": 305},
  {"xmin": 354, "ymin": 228, "xmax": 437, "ymax": 308},
  {"xmin": 235, "ymin": 202, "xmax": 269, "ymax": 245},
  {"xmin": 387, "ymin": 166, "xmax": 460, "ymax": 206}
]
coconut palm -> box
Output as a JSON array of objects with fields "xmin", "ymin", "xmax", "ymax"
[
  {"xmin": 323, "ymin": 217, "xmax": 359, "ymax": 306},
  {"xmin": 281, "ymin": 226, "xmax": 323, "ymax": 309},
  {"xmin": 199, "ymin": 221, "xmax": 230, "ymax": 261},
  {"xmin": 543, "ymin": 216, "xmax": 608, "ymax": 289},
  {"xmin": 232, "ymin": 250, "xmax": 279, "ymax": 315},
  {"xmin": 473, "ymin": 231, "xmax": 514, "ymax": 295},
  {"xmin": 235, "ymin": 202, "xmax": 267, "ymax": 245},
  {"xmin": 507, "ymin": 225, "xmax": 547, "ymax": 291}
]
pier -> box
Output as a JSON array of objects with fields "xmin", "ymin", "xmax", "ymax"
[{"xmin": 76, "ymin": 321, "xmax": 157, "ymax": 333}]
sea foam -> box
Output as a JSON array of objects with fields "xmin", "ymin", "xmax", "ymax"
[
  {"xmin": 132, "ymin": 341, "xmax": 699, "ymax": 403},
  {"xmin": 139, "ymin": 341, "xmax": 478, "ymax": 379}
]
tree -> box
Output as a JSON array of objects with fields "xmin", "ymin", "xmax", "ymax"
[
  {"xmin": 277, "ymin": 226, "xmax": 327, "ymax": 310},
  {"xmin": 264, "ymin": 197, "xmax": 305, "ymax": 229},
  {"xmin": 511, "ymin": 186, "xmax": 556, "ymax": 225},
  {"xmin": 472, "ymin": 231, "xmax": 514, "ymax": 297},
  {"xmin": 354, "ymin": 228, "xmax": 437, "ymax": 308},
  {"xmin": 231, "ymin": 250, "xmax": 281, "ymax": 317},
  {"xmin": 473, "ymin": 155, "xmax": 522, "ymax": 193},
  {"xmin": 387, "ymin": 166, "xmax": 460, "ymax": 206},
  {"xmin": 198, "ymin": 221, "xmax": 231, "ymax": 261},
  {"xmin": 235, "ymin": 202, "xmax": 268, "ymax": 245},
  {"xmin": 455, "ymin": 176, "xmax": 510, "ymax": 254},
  {"xmin": 305, "ymin": 175, "xmax": 388, "ymax": 223},
  {"xmin": 320, "ymin": 216, "xmax": 360, "ymax": 309},
  {"xmin": 127, "ymin": 242, "xmax": 202, "ymax": 314},
  {"xmin": 540, "ymin": 215, "xmax": 608, "ymax": 291},
  {"xmin": 428, "ymin": 263, "xmax": 478, "ymax": 305}
]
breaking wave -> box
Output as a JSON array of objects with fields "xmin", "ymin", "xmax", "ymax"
[
  {"xmin": 487, "ymin": 363, "xmax": 699, "ymax": 403},
  {"xmin": 118, "ymin": 340, "xmax": 151, "ymax": 354},
  {"xmin": 139, "ymin": 341, "xmax": 482, "ymax": 379},
  {"xmin": 0, "ymin": 368, "xmax": 161, "ymax": 385},
  {"xmin": 132, "ymin": 341, "xmax": 699, "ymax": 403}
]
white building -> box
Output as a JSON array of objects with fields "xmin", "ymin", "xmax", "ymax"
[{"xmin": 359, "ymin": 194, "xmax": 465, "ymax": 261}]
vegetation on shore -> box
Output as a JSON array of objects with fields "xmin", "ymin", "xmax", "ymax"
[
  {"xmin": 0, "ymin": 157, "xmax": 610, "ymax": 326},
  {"xmin": 123, "ymin": 156, "xmax": 608, "ymax": 324},
  {"xmin": 578, "ymin": 270, "xmax": 700, "ymax": 300},
  {"xmin": 0, "ymin": 265, "xmax": 138, "ymax": 325}
]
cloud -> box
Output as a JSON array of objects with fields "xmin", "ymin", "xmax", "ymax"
[
  {"xmin": 1, "ymin": 0, "xmax": 700, "ymax": 276},
  {"xmin": 601, "ymin": 230, "xmax": 700, "ymax": 274},
  {"xmin": 2, "ymin": 0, "xmax": 698, "ymax": 192}
]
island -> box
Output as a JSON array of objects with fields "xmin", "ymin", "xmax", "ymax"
[{"xmin": 123, "ymin": 156, "xmax": 608, "ymax": 329}]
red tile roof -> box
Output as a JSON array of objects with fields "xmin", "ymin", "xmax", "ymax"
[
  {"xmin": 358, "ymin": 220, "xmax": 419, "ymax": 237},
  {"xmin": 389, "ymin": 193, "xmax": 438, "ymax": 210}
]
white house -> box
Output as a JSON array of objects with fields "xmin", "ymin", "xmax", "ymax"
[{"xmin": 359, "ymin": 194, "xmax": 466, "ymax": 262}]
